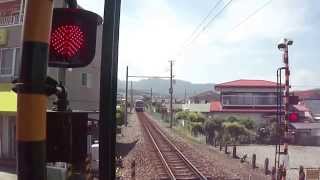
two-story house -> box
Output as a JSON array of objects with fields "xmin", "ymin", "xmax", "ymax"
[
  {"xmin": 210, "ymin": 79, "xmax": 283, "ymax": 124},
  {"xmin": 0, "ymin": 0, "xmax": 102, "ymax": 165}
]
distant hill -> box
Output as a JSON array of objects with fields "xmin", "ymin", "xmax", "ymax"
[
  {"xmin": 190, "ymin": 90, "xmax": 220, "ymax": 102},
  {"xmin": 118, "ymin": 79, "xmax": 215, "ymax": 98},
  {"xmin": 294, "ymin": 89, "xmax": 320, "ymax": 100}
]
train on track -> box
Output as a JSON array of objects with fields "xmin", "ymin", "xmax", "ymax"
[{"xmin": 135, "ymin": 99, "xmax": 144, "ymax": 112}]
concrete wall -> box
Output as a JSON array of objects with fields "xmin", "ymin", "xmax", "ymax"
[{"xmin": 182, "ymin": 103, "xmax": 210, "ymax": 113}]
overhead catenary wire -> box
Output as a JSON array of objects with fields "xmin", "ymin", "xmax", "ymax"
[
  {"xmin": 181, "ymin": 0, "xmax": 224, "ymax": 48},
  {"xmin": 178, "ymin": 0, "xmax": 275, "ymax": 56},
  {"xmin": 188, "ymin": 0, "xmax": 234, "ymax": 45},
  {"xmin": 180, "ymin": 0, "xmax": 234, "ymax": 52},
  {"xmin": 229, "ymin": 0, "xmax": 273, "ymax": 32}
]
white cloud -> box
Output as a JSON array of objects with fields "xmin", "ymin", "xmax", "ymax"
[
  {"xmin": 79, "ymin": 0, "xmax": 319, "ymax": 90},
  {"xmin": 118, "ymin": 0, "xmax": 193, "ymax": 79},
  {"xmin": 291, "ymin": 69, "xmax": 320, "ymax": 90},
  {"xmin": 223, "ymin": 0, "xmax": 309, "ymax": 43}
]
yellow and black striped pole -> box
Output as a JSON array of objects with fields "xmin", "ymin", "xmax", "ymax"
[{"xmin": 16, "ymin": 0, "xmax": 53, "ymax": 179}]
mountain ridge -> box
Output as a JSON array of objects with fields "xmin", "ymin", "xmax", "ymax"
[{"xmin": 117, "ymin": 79, "xmax": 215, "ymax": 98}]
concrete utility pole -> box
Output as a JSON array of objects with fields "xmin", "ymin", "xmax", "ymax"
[
  {"xmin": 130, "ymin": 80, "xmax": 133, "ymax": 112},
  {"xmin": 184, "ymin": 88, "xmax": 187, "ymax": 104},
  {"xmin": 150, "ymin": 88, "xmax": 153, "ymax": 111},
  {"xmin": 125, "ymin": 66, "xmax": 128, "ymax": 126},
  {"xmin": 169, "ymin": 60, "xmax": 173, "ymax": 128},
  {"xmin": 16, "ymin": 0, "xmax": 53, "ymax": 179}
]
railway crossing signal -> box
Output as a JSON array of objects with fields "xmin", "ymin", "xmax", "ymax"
[
  {"xmin": 49, "ymin": 8, "xmax": 102, "ymax": 68},
  {"xmin": 288, "ymin": 112, "xmax": 299, "ymax": 122}
]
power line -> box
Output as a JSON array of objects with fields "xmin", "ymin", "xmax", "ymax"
[
  {"xmin": 181, "ymin": 0, "xmax": 224, "ymax": 48},
  {"xmin": 178, "ymin": 0, "xmax": 273, "ymax": 56},
  {"xmin": 229, "ymin": 0, "xmax": 273, "ymax": 32},
  {"xmin": 183, "ymin": 0, "xmax": 234, "ymax": 50}
]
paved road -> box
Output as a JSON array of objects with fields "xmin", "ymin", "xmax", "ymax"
[
  {"xmin": 0, "ymin": 172, "xmax": 16, "ymax": 180},
  {"xmin": 234, "ymin": 145, "xmax": 320, "ymax": 180}
]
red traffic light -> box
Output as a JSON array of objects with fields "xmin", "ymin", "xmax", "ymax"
[
  {"xmin": 49, "ymin": 8, "xmax": 102, "ymax": 68},
  {"xmin": 288, "ymin": 112, "xmax": 299, "ymax": 122},
  {"xmin": 51, "ymin": 25, "xmax": 84, "ymax": 58}
]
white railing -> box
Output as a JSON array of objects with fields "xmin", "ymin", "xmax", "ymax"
[
  {"xmin": 222, "ymin": 94, "xmax": 278, "ymax": 106},
  {"xmin": 0, "ymin": 14, "xmax": 22, "ymax": 26}
]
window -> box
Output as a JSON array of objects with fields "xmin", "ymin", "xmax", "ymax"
[
  {"xmin": 0, "ymin": 48, "xmax": 16, "ymax": 76},
  {"xmin": 81, "ymin": 72, "xmax": 91, "ymax": 88}
]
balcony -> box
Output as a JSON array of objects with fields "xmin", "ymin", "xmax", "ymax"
[
  {"xmin": 0, "ymin": 14, "xmax": 23, "ymax": 27},
  {"xmin": 222, "ymin": 94, "xmax": 279, "ymax": 107}
]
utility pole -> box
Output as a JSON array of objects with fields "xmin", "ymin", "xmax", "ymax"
[
  {"xmin": 169, "ymin": 60, "xmax": 173, "ymax": 128},
  {"xmin": 16, "ymin": 0, "xmax": 53, "ymax": 179},
  {"xmin": 150, "ymin": 88, "xmax": 153, "ymax": 111},
  {"xmin": 125, "ymin": 66, "xmax": 128, "ymax": 126},
  {"xmin": 130, "ymin": 81, "xmax": 133, "ymax": 112},
  {"xmin": 184, "ymin": 88, "xmax": 187, "ymax": 104}
]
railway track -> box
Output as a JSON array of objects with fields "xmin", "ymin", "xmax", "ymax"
[{"xmin": 138, "ymin": 112, "xmax": 208, "ymax": 180}]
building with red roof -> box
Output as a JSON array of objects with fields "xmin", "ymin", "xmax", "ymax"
[{"xmin": 209, "ymin": 79, "xmax": 285, "ymax": 123}]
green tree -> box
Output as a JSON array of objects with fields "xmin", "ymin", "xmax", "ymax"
[
  {"xmin": 203, "ymin": 118, "xmax": 224, "ymax": 145},
  {"xmin": 175, "ymin": 111, "xmax": 189, "ymax": 120},
  {"xmin": 188, "ymin": 112, "xmax": 206, "ymax": 123},
  {"xmin": 226, "ymin": 116, "xmax": 237, "ymax": 123},
  {"xmin": 238, "ymin": 118, "xmax": 255, "ymax": 129},
  {"xmin": 223, "ymin": 122, "xmax": 248, "ymax": 143}
]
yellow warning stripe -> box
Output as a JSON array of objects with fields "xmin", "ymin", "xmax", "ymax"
[{"xmin": 17, "ymin": 94, "xmax": 47, "ymax": 141}]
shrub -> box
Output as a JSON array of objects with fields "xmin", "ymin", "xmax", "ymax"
[
  {"xmin": 190, "ymin": 123, "xmax": 204, "ymax": 137},
  {"xmin": 175, "ymin": 111, "xmax": 188, "ymax": 120},
  {"xmin": 238, "ymin": 118, "xmax": 255, "ymax": 130},
  {"xmin": 223, "ymin": 122, "xmax": 249, "ymax": 143},
  {"xmin": 203, "ymin": 118, "xmax": 224, "ymax": 145},
  {"xmin": 116, "ymin": 106, "xmax": 125, "ymax": 126},
  {"xmin": 188, "ymin": 112, "xmax": 206, "ymax": 123}
]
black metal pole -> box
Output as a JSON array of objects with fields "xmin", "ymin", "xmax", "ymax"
[
  {"xmin": 170, "ymin": 61, "xmax": 173, "ymax": 128},
  {"xmin": 99, "ymin": 0, "xmax": 121, "ymax": 179},
  {"xmin": 275, "ymin": 69, "xmax": 279, "ymax": 169},
  {"xmin": 278, "ymin": 69, "xmax": 282, "ymax": 169},
  {"xmin": 130, "ymin": 81, "xmax": 133, "ymax": 112},
  {"xmin": 125, "ymin": 66, "xmax": 128, "ymax": 126}
]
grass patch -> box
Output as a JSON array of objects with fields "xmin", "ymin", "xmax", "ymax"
[{"xmin": 147, "ymin": 112, "xmax": 206, "ymax": 145}]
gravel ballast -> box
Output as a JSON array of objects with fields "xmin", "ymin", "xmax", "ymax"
[{"xmin": 117, "ymin": 112, "xmax": 270, "ymax": 179}]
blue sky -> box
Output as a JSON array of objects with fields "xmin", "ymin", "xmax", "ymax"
[{"xmin": 78, "ymin": 0, "xmax": 320, "ymax": 90}]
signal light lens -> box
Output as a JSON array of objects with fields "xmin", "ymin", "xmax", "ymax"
[
  {"xmin": 48, "ymin": 8, "xmax": 102, "ymax": 68},
  {"xmin": 51, "ymin": 25, "xmax": 85, "ymax": 59},
  {"xmin": 288, "ymin": 112, "xmax": 299, "ymax": 122}
]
